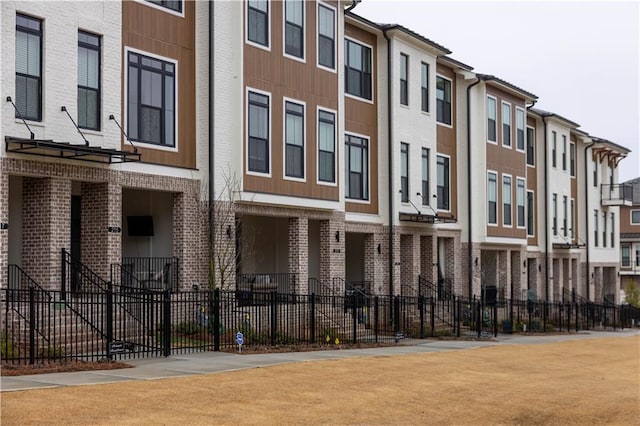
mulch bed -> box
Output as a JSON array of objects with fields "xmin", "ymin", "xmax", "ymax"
[{"xmin": 1, "ymin": 360, "xmax": 132, "ymax": 377}]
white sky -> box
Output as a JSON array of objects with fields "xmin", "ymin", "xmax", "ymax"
[{"xmin": 353, "ymin": 0, "xmax": 640, "ymax": 182}]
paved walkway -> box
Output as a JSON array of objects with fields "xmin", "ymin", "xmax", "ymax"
[{"xmin": 2, "ymin": 329, "xmax": 639, "ymax": 393}]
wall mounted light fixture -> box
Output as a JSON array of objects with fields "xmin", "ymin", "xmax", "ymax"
[
  {"xmin": 377, "ymin": 244, "xmax": 381, "ymax": 254},
  {"xmin": 523, "ymin": 259, "xmax": 527, "ymax": 267},
  {"xmin": 474, "ymin": 257, "xmax": 478, "ymax": 267},
  {"xmin": 226, "ymin": 225, "xmax": 232, "ymax": 239},
  {"xmin": 335, "ymin": 231, "xmax": 340, "ymax": 242}
]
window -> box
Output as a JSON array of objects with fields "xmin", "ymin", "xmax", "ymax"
[
  {"xmin": 436, "ymin": 155, "xmax": 450, "ymax": 210},
  {"xmin": 285, "ymin": 100, "xmax": 304, "ymax": 178},
  {"xmin": 421, "ymin": 148, "xmax": 429, "ymax": 205},
  {"xmin": 602, "ymin": 211, "xmax": 607, "ymax": 248},
  {"xmin": 516, "ymin": 108, "xmax": 525, "ymax": 151},
  {"xmin": 127, "ymin": 51, "xmax": 176, "ymax": 147},
  {"xmin": 248, "ymin": 0, "xmax": 269, "ymax": 47},
  {"xmin": 517, "ymin": 178, "xmax": 525, "ymax": 228},
  {"xmin": 570, "ymin": 142, "xmax": 575, "ymax": 177},
  {"xmin": 593, "ymin": 159, "xmax": 598, "ymax": 187},
  {"xmin": 594, "ymin": 210, "xmax": 599, "ymax": 247},
  {"xmin": 318, "ymin": 109, "xmax": 335, "ymax": 183},
  {"xmin": 145, "ymin": 0, "xmax": 182, "ymax": 13},
  {"xmin": 621, "ymin": 245, "xmax": 630, "ymax": 267},
  {"xmin": 610, "ymin": 213, "xmax": 615, "ymax": 247},
  {"xmin": 78, "ymin": 31, "xmax": 101, "ymax": 130},
  {"xmin": 570, "ymin": 198, "xmax": 575, "ymax": 239},
  {"xmin": 15, "ymin": 14, "xmax": 42, "ymax": 121},
  {"xmin": 562, "ymin": 135, "xmax": 567, "ymax": 171},
  {"xmin": 345, "ymin": 134, "xmax": 369, "ymax": 200},
  {"xmin": 562, "ymin": 195, "xmax": 568, "ymax": 237},
  {"xmin": 552, "ymin": 194, "xmax": 558, "ymax": 236},
  {"xmin": 436, "ymin": 76, "xmax": 452, "ymax": 125},
  {"xmin": 503, "ymin": 175, "xmax": 512, "ymax": 226},
  {"xmin": 400, "ymin": 143, "xmax": 408, "ymax": 202},
  {"xmin": 552, "ymin": 131, "xmax": 557, "ymax": 168},
  {"xmin": 421, "ymin": 62, "xmax": 429, "ymax": 112},
  {"xmin": 488, "ymin": 172, "xmax": 497, "ymax": 225},
  {"xmin": 317, "ymin": 3, "xmax": 335, "ymax": 69},
  {"xmin": 285, "ymin": 0, "xmax": 303, "ymax": 58},
  {"xmin": 487, "ymin": 96, "xmax": 497, "ymax": 142},
  {"xmin": 527, "ymin": 191, "xmax": 534, "ymax": 236},
  {"xmin": 502, "ymin": 102, "xmax": 511, "ymax": 147},
  {"xmin": 248, "ymin": 91, "xmax": 270, "ymax": 173},
  {"xmin": 526, "ymin": 126, "xmax": 535, "ymax": 165},
  {"xmin": 632, "ymin": 210, "xmax": 640, "ymax": 224},
  {"xmin": 400, "ymin": 53, "xmax": 408, "ymax": 106},
  {"xmin": 345, "ymin": 39, "xmax": 372, "ymax": 100}
]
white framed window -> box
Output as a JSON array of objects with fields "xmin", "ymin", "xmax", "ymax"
[
  {"xmin": 502, "ymin": 102, "xmax": 511, "ymax": 147},
  {"xmin": 488, "ymin": 171, "xmax": 498, "ymax": 225},
  {"xmin": 631, "ymin": 210, "xmax": 640, "ymax": 225},
  {"xmin": 126, "ymin": 48, "xmax": 177, "ymax": 149},
  {"xmin": 140, "ymin": 0, "xmax": 184, "ymax": 17},
  {"xmin": 570, "ymin": 198, "xmax": 575, "ymax": 239},
  {"xmin": 247, "ymin": 88, "xmax": 271, "ymax": 175},
  {"xmin": 317, "ymin": 2, "xmax": 335, "ymax": 71},
  {"xmin": 284, "ymin": 0, "xmax": 304, "ymax": 60},
  {"xmin": 345, "ymin": 133, "xmax": 369, "ymax": 201},
  {"xmin": 527, "ymin": 190, "xmax": 535, "ymax": 237},
  {"xmin": 610, "ymin": 212, "xmax": 615, "ymax": 247},
  {"xmin": 421, "ymin": 148, "xmax": 429, "ymax": 205},
  {"xmin": 593, "ymin": 159, "xmax": 598, "ymax": 187},
  {"xmin": 563, "ymin": 195, "xmax": 568, "ymax": 237},
  {"xmin": 78, "ymin": 31, "xmax": 101, "ymax": 131},
  {"xmin": 487, "ymin": 96, "xmax": 497, "ymax": 143},
  {"xmin": 562, "ymin": 135, "xmax": 567, "ymax": 171},
  {"xmin": 247, "ymin": 0, "xmax": 269, "ymax": 49},
  {"xmin": 400, "ymin": 143, "xmax": 409, "ymax": 202},
  {"xmin": 317, "ymin": 107, "xmax": 336, "ymax": 184},
  {"xmin": 503, "ymin": 174, "xmax": 512, "ymax": 226},
  {"xmin": 570, "ymin": 142, "xmax": 576, "ymax": 177},
  {"xmin": 15, "ymin": 14, "xmax": 42, "ymax": 122},
  {"xmin": 517, "ymin": 178, "xmax": 526, "ymax": 228},
  {"xmin": 400, "ymin": 53, "xmax": 408, "ymax": 106},
  {"xmin": 552, "ymin": 131, "xmax": 557, "ymax": 168},
  {"xmin": 526, "ymin": 126, "xmax": 535, "ymax": 166},
  {"xmin": 602, "ymin": 211, "xmax": 607, "ymax": 248},
  {"xmin": 436, "ymin": 154, "xmax": 450, "ymax": 210},
  {"xmin": 421, "ymin": 62, "xmax": 429, "ymax": 113},
  {"xmin": 516, "ymin": 107, "xmax": 525, "ymax": 151},
  {"xmin": 552, "ymin": 193, "xmax": 558, "ymax": 236},
  {"xmin": 436, "ymin": 75, "xmax": 452, "ymax": 126},
  {"xmin": 594, "ymin": 209, "xmax": 599, "ymax": 247},
  {"xmin": 621, "ymin": 244, "xmax": 630, "ymax": 267},
  {"xmin": 345, "ymin": 38, "xmax": 372, "ymax": 101},
  {"xmin": 284, "ymin": 98, "xmax": 305, "ymax": 180}
]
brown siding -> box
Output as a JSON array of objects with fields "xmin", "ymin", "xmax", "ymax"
[
  {"xmin": 436, "ymin": 64, "xmax": 456, "ymax": 218},
  {"xmin": 121, "ymin": 0, "xmax": 196, "ymax": 169},
  {"xmin": 526, "ymin": 116, "xmax": 538, "ymax": 245},
  {"xmin": 344, "ymin": 22, "xmax": 378, "ymax": 214},
  {"xmin": 485, "ymin": 85, "xmax": 527, "ymax": 239},
  {"xmin": 243, "ymin": 1, "xmax": 340, "ymax": 202},
  {"xmin": 620, "ymin": 206, "xmax": 640, "ymax": 234}
]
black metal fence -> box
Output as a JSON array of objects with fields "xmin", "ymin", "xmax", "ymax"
[{"xmin": 2, "ymin": 286, "xmax": 640, "ymax": 365}]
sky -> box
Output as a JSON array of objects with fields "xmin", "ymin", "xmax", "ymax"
[{"xmin": 353, "ymin": 0, "xmax": 640, "ymax": 182}]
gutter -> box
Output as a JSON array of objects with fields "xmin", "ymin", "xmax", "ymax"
[
  {"xmin": 584, "ymin": 140, "xmax": 596, "ymax": 300},
  {"xmin": 466, "ymin": 77, "xmax": 481, "ymax": 298},
  {"xmin": 383, "ymin": 27, "xmax": 394, "ymax": 306},
  {"xmin": 541, "ymin": 114, "xmax": 549, "ymax": 300},
  {"xmin": 209, "ymin": 0, "xmax": 215, "ymax": 285}
]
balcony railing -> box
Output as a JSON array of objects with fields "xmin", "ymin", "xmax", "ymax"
[{"xmin": 600, "ymin": 183, "xmax": 633, "ymax": 206}]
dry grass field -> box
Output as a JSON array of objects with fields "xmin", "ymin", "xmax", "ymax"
[{"xmin": 2, "ymin": 335, "xmax": 639, "ymax": 425}]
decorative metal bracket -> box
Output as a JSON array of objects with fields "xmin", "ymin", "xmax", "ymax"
[{"xmin": 6, "ymin": 97, "xmax": 34, "ymax": 140}]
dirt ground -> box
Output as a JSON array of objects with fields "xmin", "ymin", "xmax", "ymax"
[{"xmin": 2, "ymin": 335, "xmax": 639, "ymax": 425}]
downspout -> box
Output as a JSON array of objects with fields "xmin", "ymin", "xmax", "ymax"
[
  {"xmin": 209, "ymin": 0, "xmax": 215, "ymax": 286},
  {"xmin": 466, "ymin": 77, "xmax": 481, "ymax": 298},
  {"xmin": 383, "ymin": 28, "xmax": 394, "ymax": 304},
  {"xmin": 584, "ymin": 140, "xmax": 596, "ymax": 300},
  {"xmin": 541, "ymin": 114, "xmax": 549, "ymax": 301}
]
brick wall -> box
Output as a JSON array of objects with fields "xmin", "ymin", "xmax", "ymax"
[
  {"xmin": 81, "ymin": 182, "xmax": 108, "ymax": 277},
  {"xmin": 0, "ymin": 172, "xmax": 8, "ymax": 288},
  {"xmin": 288, "ymin": 217, "xmax": 308, "ymax": 294}
]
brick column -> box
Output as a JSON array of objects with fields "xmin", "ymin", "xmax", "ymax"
[
  {"xmin": 81, "ymin": 182, "xmax": 109, "ymax": 278},
  {"xmin": 363, "ymin": 233, "xmax": 375, "ymax": 285},
  {"xmin": 320, "ymin": 216, "xmax": 344, "ymax": 292},
  {"xmin": 106, "ymin": 181, "xmax": 122, "ymax": 270},
  {"xmin": 288, "ymin": 217, "xmax": 308, "ymax": 295},
  {"xmin": 173, "ymin": 190, "xmax": 201, "ymax": 290},
  {"xmin": 0, "ymin": 172, "xmax": 8, "ymax": 288},
  {"xmin": 23, "ymin": 177, "xmax": 70, "ymax": 290}
]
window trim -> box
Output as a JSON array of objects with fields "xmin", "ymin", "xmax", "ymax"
[
  {"xmin": 436, "ymin": 153, "xmax": 451, "ymax": 212},
  {"xmin": 399, "ymin": 53, "xmax": 408, "ymax": 106},
  {"xmin": 283, "ymin": 97, "xmax": 306, "ymax": 181},
  {"xmin": 569, "ymin": 141, "xmax": 576, "ymax": 177},
  {"xmin": 345, "ymin": 131, "xmax": 371, "ymax": 203},
  {"xmin": 594, "ymin": 209, "xmax": 599, "ymax": 247},
  {"xmin": 317, "ymin": 106, "xmax": 337, "ymax": 186},
  {"xmin": 631, "ymin": 210, "xmax": 640, "ymax": 225},
  {"xmin": 602, "ymin": 211, "xmax": 607, "ymax": 248},
  {"xmin": 501, "ymin": 101, "xmax": 512, "ymax": 148},
  {"xmin": 77, "ymin": 30, "xmax": 101, "ymax": 131},
  {"xmin": 502, "ymin": 173, "xmax": 512, "ymax": 227},
  {"xmin": 436, "ymin": 74, "xmax": 453, "ymax": 127},
  {"xmin": 552, "ymin": 193, "xmax": 558, "ymax": 236},
  {"xmin": 621, "ymin": 244, "xmax": 631, "ymax": 267},
  {"xmin": 516, "ymin": 107, "xmax": 526, "ymax": 152},
  {"xmin": 420, "ymin": 62, "xmax": 429, "ymax": 113},
  {"xmin": 516, "ymin": 177, "xmax": 526, "ymax": 229},
  {"xmin": 610, "ymin": 212, "xmax": 615, "ymax": 247},
  {"xmin": 124, "ymin": 47, "xmax": 178, "ymax": 151},
  {"xmin": 137, "ymin": 0, "xmax": 185, "ymax": 18},
  {"xmin": 421, "ymin": 147, "xmax": 430, "ymax": 206},
  {"xmin": 246, "ymin": 0, "xmax": 270, "ymax": 51},
  {"xmin": 487, "ymin": 170, "xmax": 498, "ymax": 226},
  {"xmin": 527, "ymin": 190, "xmax": 535, "ymax": 237},
  {"xmin": 283, "ymin": 0, "xmax": 305, "ymax": 62},
  {"xmin": 15, "ymin": 13, "xmax": 43, "ymax": 122},
  {"xmin": 570, "ymin": 198, "xmax": 575, "ymax": 239},
  {"xmin": 561, "ymin": 134, "xmax": 567, "ymax": 171},
  {"xmin": 400, "ymin": 142, "xmax": 409, "ymax": 203},
  {"xmin": 316, "ymin": 1, "xmax": 336, "ymax": 72},
  {"xmin": 562, "ymin": 195, "xmax": 568, "ymax": 237},
  {"xmin": 552, "ymin": 131, "xmax": 557, "ymax": 168},
  {"xmin": 246, "ymin": 87, "xmax": 272, "ymax": 177},
  {"xmin": 526, "ymin": 125, "xmax": 535, "ymax": 166},
  {"xmin": 487, "ymin": 95, "xmax": 498, "ymax": 144},
  {"xmin": 344, "ymin": 36, "xmax": 374, "ymax": 104}
]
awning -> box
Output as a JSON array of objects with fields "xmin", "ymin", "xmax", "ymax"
[
  {"xmin": 5, "ymin": 136, "xmax": 141, "ymax": 164},
  {"xmin": 399, "ymin": 212, "xmax": 456, "ymax": 224}
]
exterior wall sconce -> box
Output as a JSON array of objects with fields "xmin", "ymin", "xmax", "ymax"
[
  {"xmin": 474, "ymin": 257, "xmax": 478, "ymax": 266},
  {"xmin": 377, "ymin": 244, "xmax": 381, "ymax": 254},
  {"xmin": 538, "ymin": 264, "xmax": 542, "ymax": 272},
  {"xmin": 523, "ymin": 259, "xmax": 527, "ymax": 267},
  {"xmin": 335, "ymin": 231, "xmax": 340, "ymax": 242},
  {"xmin": 226, "ymin": 225, "xmax": 232, "ymax": 239},
  {"xmin": 0, "ymin": 223, "xmax": 8, "ymax": 230}
]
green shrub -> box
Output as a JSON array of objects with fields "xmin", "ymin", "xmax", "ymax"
[
  {"xmin": 174, "ymin": 321, "xmax": 203, "ymax": 335},
  {"xmin": 38, "ymin": 345, "xmax": 65, "ymax": 360},
  {"xmin": 1, "ymin": 330, "xmax": 15, "ymax": 358}
]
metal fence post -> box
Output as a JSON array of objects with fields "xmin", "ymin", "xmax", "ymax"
[
  {"xmin": 213, "ymin": 289, "xmax": 220, "ymax": 352},
  {"xmin": 270, "ymin": 291, "xmax": 277, "ymax": 346},
  {"xmin": 106, "ymin": 282, "xmax": 113, "ymax": 360},
  {"xmin": 493, "ymin": 302, "xmax": 497, "ymax": 337},
  {"xmin": 163, "ymin": 289, "xmax": 171, "ymax": 357},
  {"xmin": 61, "ymin": 249, "xmax": 66, "ymax": 301},
  {"xmin": 29, "ymin": 286, "xmax": 35, "ymax": 365},
  {"xmin": 310, "ymin": 293, "xmax": 316, "ymax": 344},
  {"xmin": 418, "ymin": 295, "xmax": 425, "ymax": 339},
  {"xmin": 430, "ymin": 297, "xmax": 435, "ymax": 337}
]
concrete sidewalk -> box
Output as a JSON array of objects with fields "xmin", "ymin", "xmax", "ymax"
[{"xmin": 2, "ymin": 329, "xmax": 638, "ymax": 393}]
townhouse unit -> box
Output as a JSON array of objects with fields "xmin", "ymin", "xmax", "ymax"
[
  {"xmin": 618, "ymin": 178, "xmax": 639, "ymax": 298},
  {"xmin": 1, "ymin": 0, "xmax": 632, "ymax": 308}
]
